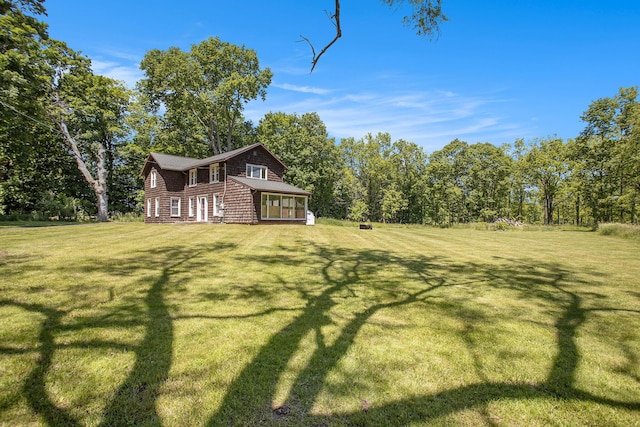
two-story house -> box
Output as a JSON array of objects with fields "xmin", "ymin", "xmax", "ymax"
[{"xmin": 141, "ymin": 143, "xmax": 311, "ymax": 224}]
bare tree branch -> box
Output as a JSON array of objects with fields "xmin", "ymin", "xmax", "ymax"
[
  {"xmin": 299, "ymin": 0, "xmax": 342, "ymax": 73},
  {"xmin": 299, "ymin": 1, "xmax": 447, "ymax": 72}
]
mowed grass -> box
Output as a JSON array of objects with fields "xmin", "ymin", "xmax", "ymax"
[{"xmin": 0, "ymin": 223, "xmax": 638, "ymax": 426}]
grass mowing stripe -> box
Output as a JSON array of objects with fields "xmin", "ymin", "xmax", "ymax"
[{"xmin": 0, "ymin": 223, "xmax": 638, "ymax": 426}]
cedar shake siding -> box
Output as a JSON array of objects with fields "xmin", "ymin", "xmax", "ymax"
[
  {"xmin": 142, "ymin": 143, "xmax": 311, "ymax": 224},
  {"xmin": 223, "ymin": 178, "xmax": 258, "ymax": 224}
]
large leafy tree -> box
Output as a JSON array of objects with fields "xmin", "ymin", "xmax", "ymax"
[
  {"xmin": 0, "ymin": 0, "xmax": 88, "ymax": 217},
  {"xmin": 507, "ymin": 139, "xmax": 531, "ymax": 221},
  {"xmin": 387, "ymin": 139, "xmax": 428, "ymax": 223},
  {"xmin": 524, "ymin": 137, "xmax": 569, "ymax": 225},
  {"xmin": 139, "ymin": 37, "xmax": 272, "ymax": 156},
  {"xmin": 381, "ymin": 183, "xmax": 408, "ymax": 223},
  {"xmin": 463, "ymin": 142, "xmax": 512, "ymax": 222},
  {"xmin": 425, "ymin": 139, "xmax": 468, "ymax": 225},
  {"xmin": 574, "ymin": 87, "xmax": 639, "ymax": 224},
  {"xmin": 0, "ymin": 0, "xmax": 45, "ymax": 213},
  {"xmin": 338, "ymin": 133, "xmax": 426, "ymax": 224},
  {"xmin": 425, "ymin": 140, "xmax": 512, "ymax": 224},
  {"xmin": 1, "ymin": 0, "xmax": 131, "ymax": 220},
  {"xmin": 45, "ymin": 41, "xmax": 131, "ymax": 221},
  {"xmin": 341, "ymin": 133, "xmax": 394, "ymax": 223},
  {"xmin": 257, "ymin": 112, "xmax": 342, "ymax": 216}
]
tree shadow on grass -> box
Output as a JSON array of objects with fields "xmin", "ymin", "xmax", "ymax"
[
  {"xmin": 2, "ymin": 236, "xmax": 638, "ymax": 425},
  {"xmin": 0, "ymin": 242, "xmax": 235, "ymax": 426},
  {"xmin": 0, "ymin": 300, "xmax": 80, "ymax": 426},
  {"xmin": 205, "ymin": 241, "xmax": 640, "ymax": 425}
]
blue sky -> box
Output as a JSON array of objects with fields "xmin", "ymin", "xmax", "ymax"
[{"xmin": 44, "ymin": 0, "xmax": 639, "ymax": 153}]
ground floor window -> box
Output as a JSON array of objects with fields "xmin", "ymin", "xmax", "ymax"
[
  {"xmin": 170, "ymin": 197, "xmax": 181, "ymax": 217},
  {"xmin": 155, "ymin": 198, "xmax": 160, "ymax": 217},
  {"xmin": 147, "ymin": 199, "xmax": 151, "ymax": 217},
  {"xmin": 261, "ymin": 193, "xmax": 306, "ymax": 220},
  {"xmin": 213, "ymin": 194, "xmax": 222, "ymax": 216},
  {"xmin": 188, "ymin": 197, "xmax": 194, "ymax": 217}
]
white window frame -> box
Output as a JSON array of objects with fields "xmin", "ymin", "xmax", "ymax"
[
  {"xmin": 154, "ymin": 197, "xmax": 160, "ymax": 217},
  {"xmin": 188, "ymin": 197, "xmax": 194, "ymax": 217},
  {"xmin": 246, "ymin": 163, "xmax": 267, "ymax": 180},
  {"xmin": 170, "ymin": 197, "xmax": 181, "ymax": 217},
  {"xmin": 146, "ymin": 199, "xmax": 151, "ymax": 217},
  {"xmin": 189, "ymin": 169, "xmax": 197, "ymax": 187},
  {"xmin": 197, "ymin": 195, "xmax": 208, "ymax": 222},
  {"xmin": 150, "ymin": 170, "xmax": 157, "ymax": 188},
  {"xmin": 213, "ymin": 194, "xmax": 222, "ymax": 217},
  {"xmin": 210, "ymin": 163, "xmax": 220, "ymax": 183}
]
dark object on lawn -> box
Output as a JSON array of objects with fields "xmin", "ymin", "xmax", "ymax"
[
  {"xmin": 273, "ymin": 406, "xmax": 290, "ymax": 416},
  {"xmin": 359, "ymin": 223, "xmax": 373, "ymax": 230}
]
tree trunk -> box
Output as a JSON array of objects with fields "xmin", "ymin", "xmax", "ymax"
[
  {"xmin": 96, "ymin": 189, "xmax": 109, "ymax": 222},
  {"xmin": 544, "ymin": 195, "xmax": 554, "ymax": 225},
  {"xmin": 95, "ymin": 143, "xmax": 109, "ymax": 222},
  {"xmin": 57, "ymin": 121, "xmax": 110, "ymax": 222}
]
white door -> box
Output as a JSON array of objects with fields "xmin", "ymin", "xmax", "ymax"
[{"xmin": 197, "ymin": 196, "xmax": 208, "ymax": 222}]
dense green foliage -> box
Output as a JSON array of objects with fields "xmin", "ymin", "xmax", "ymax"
[
  {"xmin": 0, "ymin": 1, "xmax": 131, "ymax": 221},
  {"xmin": 257, "ymin": 112, "xmax": 342, "ymax": 217},
  {"xmin": 138, "ymin": 36, "xmax": 271, "ymax": 157},
  {"xmin": 0, "ymin": 1, "xmax": 638, "ymax": 225}
]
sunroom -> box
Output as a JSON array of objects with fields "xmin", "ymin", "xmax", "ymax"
[
  {"xmin": 261, "ymin": 193, "xmax": 307, "ymax": 220},
  {"xmin": 227, "ymin": 175, "xmax": 311, "ymax": 223}
]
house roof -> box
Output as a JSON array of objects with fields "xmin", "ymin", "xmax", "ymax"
[
  {"xmin": 146, "ymin": 152, "xmax": 201, "ymax": 172},
  {"xmin": 192, "ymin": 143, "xmax": 286, "ymax": 169},
  {"xmin": 229, "ymin": 176, "xmax": 311, "ymax": 196},
  {"xmin": 144, "ymin": 143, "xmax": 288, "ymax": 174}
]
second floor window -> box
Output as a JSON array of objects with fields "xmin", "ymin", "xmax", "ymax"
[
  {"xmin": 189, "ymin": 169, "xmax": 197, "ymax": 187},
  {"xmin": 246, "ymin": 164, "xmax": 267, "ymax": 180},
  {"xmin": 150, "ymin": 170, "xmax": 157, "ymax": 188},
  {"xmin": 210, "ymin": 164, "xmax": 220, "ymax": 183}
]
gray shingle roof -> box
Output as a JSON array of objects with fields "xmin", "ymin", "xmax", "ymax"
[
  {"xmin": 192, "ymin": 143, "xmax": 271, "ymax": 168},
  {"xmin": 229, "ymin": 176, "xmax": 311, "ymax": 196},
  {"xmin": 149, "ymin": 152, "xmax": 201, "ymax": 171},
  {"xmin": 148, "ymin": 143, "xmax": 287, "ymax": 172}
]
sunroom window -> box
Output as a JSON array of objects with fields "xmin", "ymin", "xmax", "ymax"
[{"xmin": 261, "ymin": 193, "xmax": 307, "ymax": 220}]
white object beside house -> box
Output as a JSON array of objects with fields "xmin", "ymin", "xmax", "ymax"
[{"xmin": 306, "ymin": 210, "xmax": 315, "ymax": 225}]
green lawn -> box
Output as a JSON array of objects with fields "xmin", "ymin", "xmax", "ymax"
[{"xmin": 1, "ymin": 223, "xmax": 639, "ymax": 426}]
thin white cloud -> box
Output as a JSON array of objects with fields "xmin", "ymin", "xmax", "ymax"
[
  {"xmin": 100, "ymin": 49, "xmax": 142, "ymax": 63},
  {"xmin": 246, "ymin": 85, "xmax": 531, "ymax": 151},
  {"xmin": 272, "ymin": 83, "xmax": 331, "ymax": 95},
  {"xmin": 91, "ymin": 59, "xmax": 143, "ymax": 88}
]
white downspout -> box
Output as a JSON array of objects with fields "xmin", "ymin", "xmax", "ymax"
[{"xmin": 221, "ymin": 163, "xmax": 227, "ymax": 223}]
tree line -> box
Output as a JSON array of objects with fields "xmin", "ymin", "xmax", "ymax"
[{"xmin": 1, "ymin": 1, "xmax": 638, "ymax": 225}]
